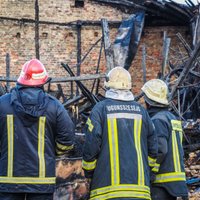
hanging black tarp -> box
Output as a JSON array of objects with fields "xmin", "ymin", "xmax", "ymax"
[{"xmin": 113, "ymin": 12, "xmax": 145, "ymax": 70}]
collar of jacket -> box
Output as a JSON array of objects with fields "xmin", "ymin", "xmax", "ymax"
[
  {"xmin": 147, "ymin": 106, "xmax": 169, "ymax": 118},
  {"xmin": 105, "ymin": 88, "xmax": 134, "ymax": 101}
]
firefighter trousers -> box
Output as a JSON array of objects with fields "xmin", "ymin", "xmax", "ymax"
[{"xmin": 151, "ymin": 186, "xmax": 177, "ymax": 200}]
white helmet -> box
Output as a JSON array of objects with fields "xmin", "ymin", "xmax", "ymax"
[
  {"xmin": 104, "ymin": 67, "xmax": 132, "ymax": 90},
  {"xmin": 141, "ymin": 79, "xmax": 169, "ymax": 106}
]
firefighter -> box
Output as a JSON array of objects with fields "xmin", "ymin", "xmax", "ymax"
[
  {"xmin": 0, "ymin": 59, "xmax": 75, "ymax": 200},
  {"xmin": 82, "ymin": 67, "xmax": 157, "ymax": 200},
  {"xmin": 141, "ymin": 79, "xmax": 188, "ymax": 200}
]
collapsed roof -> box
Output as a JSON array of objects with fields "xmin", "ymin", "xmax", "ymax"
[{"xmin": 91, "ymin": 0, "xmax": 198, "ymax": 26}]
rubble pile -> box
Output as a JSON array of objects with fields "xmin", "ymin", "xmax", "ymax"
[
  {"xmin": 54, "ymin": 134, "xmax": 90, "ymax": 200},
  {"xmin": 0, "ymin": 0, "xmax": 199, "ymax": 199},
  {"xmin": 185, "ymin": 150, "xmax": 200, "ymax": 200},
  {"xmin": 183, "ymin": 119, "xmax": 200, "ymax": 199},
  {"xmin": 54, "ymin": 157, "xmax": 89, "ymax": 200}
]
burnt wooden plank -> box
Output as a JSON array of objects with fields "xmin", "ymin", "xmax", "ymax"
[{"xmin": 101, "ymin": 19, "xmax": 114, "ymax": 72}]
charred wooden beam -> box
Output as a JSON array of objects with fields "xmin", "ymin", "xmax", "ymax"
[
  {"xmin": 63, "ymin": 95, "xmax": 84, "ymax": 108},
  {"xmin": 91, "ymin": 38, "xmax": 104, "ymax": 94},
  {"xmin": 61, "ymin": 63, "xmax": 100, "ymax": 105},
  {"xmin": 169, "ymin": 42, "xmax": 200, "ymax": 101},
  {"xmin": 0, "ymin": 73, "xmax": 106, "ymax": 83},
  {"xmin": 76, "ymin": 20, "xmax": 82, "ymax": 95},
  {"xmin": 92, "ymin": 0, "xmax": 147, "ymax": 10},
  {"xmin": 142, "ymin": 45, "xmax": 146, "ymax": 83},
  {"xmin": 176, "ymin": 32, "xmax": 192, "ymax": 56},
  {"xmin": 176, "ymin": 32, "xmax": 200, "ymax": 70},
  {"xmin": 161, "ymin": 37, "xmax": 171, "ymax": 78},
  {"xmin": 146, "ymin": 0, "xmax": 189, "ymax": 24},
  {"xmin": 56, "ymin": 84, "xmax": 67, "ymax": 102},
  {"xmin": 5, "ymin": 53, "xmax": 10, "ymax": 92},
  {"xmin": 92, "ymin": 0, "xmax": 193, "ymax": 25},
  {"xmin": 166, "ymin": 1, "xmax": 192, "ymax": 19},
  {"xmin": 0, "ymin": 17, "xmax": 121, "ymax": 27},
  {"xmin": 101, "ymin": 19, "xmax": 114, "ymax": 72},
  {"xmin": 192, "ymin": 7, "xmax": 200, "ymax": 47}
]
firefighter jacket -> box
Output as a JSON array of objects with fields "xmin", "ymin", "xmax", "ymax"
[
  {"xmin": 148, "ymin": 107, "xmax": 188, "ymax": 197},
  {"xmin": 82, "ymin": 98, "xmax": 157, "ymax": 200},
  {"xmin": 0, "ymin": 86, "xmax": 75, "ymax": 193}
]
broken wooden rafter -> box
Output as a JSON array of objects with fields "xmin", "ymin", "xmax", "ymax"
[
  {"xmin": 176, "ymin": 32, "xmax": 192, "ymax": 56},
  {"xmin": 142, "ymin": 45, "xmax": 147, "ymax": 83},
  {"xmin": 169, "ymin": 42, "xmax": 200, "ymax": 101},
  {"xmin": 0, "ymin": 73, "xmax": 106, "ymax": 83},
  {"xmin": 165, "ymin": 1, "xmax": 191, "ymax": 20},
  {"xmin": 92, "ymin": 0, "xmax": 196, "ymax": 25},
  {"xmin": 161, "ymin": 35, "xmax": 171, "ymax": 78},
  {"xmin": 61, "ymin": 63, "xmax": 100, "ymax": 105},
  {"xmin": 92, "ymin": 0, "xmax": 147, "ymax": 10},
  {"xmin": 101, "ymin": 19, "xmax": 114, "ymax": 72},
  {"xmin": 0, "ymin": 16, "xmax": 121, "ymax": 27},
  {"xmin": 146, "ymin": 0, "xmax": 189, "ymax": 24}
]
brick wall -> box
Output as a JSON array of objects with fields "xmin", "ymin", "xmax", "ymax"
[{"xmin": 0, "ymin": 0, "xmax": 190, "ymax": 97}]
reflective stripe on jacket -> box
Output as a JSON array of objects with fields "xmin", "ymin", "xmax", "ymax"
[
  {"xmin": 151, "ymin": 109, "xmax": 188, "ymax": 197},
  {"xmin": 0, "ymin": 87, "xmax": 75, "ymax": 193},
  {"xmin": 83, "ymin": 98, "xmax": 157, "ymax": 200}
]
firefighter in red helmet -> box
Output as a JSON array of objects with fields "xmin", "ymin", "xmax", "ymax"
[
  {"xmin": 0, "ymin": 59, "xmax": 75, "ymax": 200},
  {"xmin": 17, "ymin": 59, "xmax": 49, "ymax": 86}
]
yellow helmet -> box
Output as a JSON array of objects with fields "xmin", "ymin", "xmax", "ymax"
[
  {"xmin": 141, "ymin": 79, "xmax": 169, "ymax": 106},
  {"xmin": 104, "ymin": 67, "xmax": 132, "ymax": 90}
]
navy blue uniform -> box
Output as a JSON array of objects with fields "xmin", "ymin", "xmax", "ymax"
[
  {"xmin": 83, "ymin": 98, "xmax": 157, "ymax": 200},
  {"xmin": 0, "ymin": 86, "xmax": 75, "ymax": 194},
  {"xmin": 148, "ymin": 107, "xmax": 188, "ymax": 199}
]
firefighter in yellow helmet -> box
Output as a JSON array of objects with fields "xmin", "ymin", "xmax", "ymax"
[
  {"xmin": 0, "ymin": 59, "xmax": 75, "ymax": 200},
  {"xmin": 141, "ymin": 79, "xmax": 188, "ymax": 200},
  {"xmin": 82, "ymin": 67, "xmax": 158, "ymax": 200}
]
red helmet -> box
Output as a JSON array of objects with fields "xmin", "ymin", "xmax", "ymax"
[{"xmin": 17, "ymin": 59, "xmax": 49, "ymax": 86}]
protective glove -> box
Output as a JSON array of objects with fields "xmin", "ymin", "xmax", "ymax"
[{"xmin": 150, "ymin": 171, "xmax": 156, "ymax": 183}]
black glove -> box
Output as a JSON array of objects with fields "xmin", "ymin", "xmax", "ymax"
[{"xmin": 150, "ymin": 171, "xmax": 156, "ymax": 183}]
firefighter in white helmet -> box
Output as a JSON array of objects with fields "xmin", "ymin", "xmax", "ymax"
[
  {"xmin": 142, "ymin": 79, "xmax": 188, "ymax": 200},
  {"xmin": 0, "ymin": 59, "xmax": 75, "ymax": 200},
  {"xmin": 82, "ymin": 67, "xmax": 157, "ymax": 200}
]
